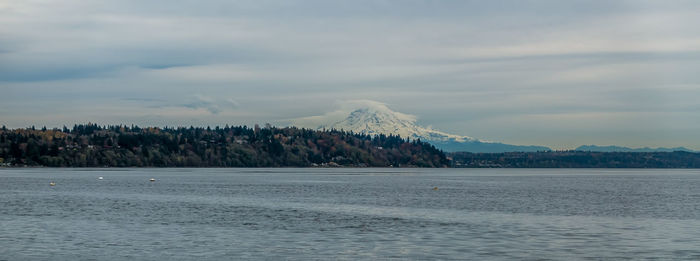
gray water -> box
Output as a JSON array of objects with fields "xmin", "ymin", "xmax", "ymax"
[{"xmin": 1, "ymin": 168, "xmax": 700, "ymax": 260}]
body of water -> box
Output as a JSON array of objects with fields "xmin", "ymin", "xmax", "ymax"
[{"xmin": 1, "ymin": 168, "xmax": 700, "ymax": 260}]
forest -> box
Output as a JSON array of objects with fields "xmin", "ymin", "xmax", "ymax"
[
  {"xmin": 450, "ymin": 151, "xmax": 700, "ymax": 168},
  {"xmin": 3, "ymin": 124, "xmax": 698, "ymax": 168},
  {"xmin": 0, "ymin": 124, "xmax": 448, "ymax": 167}
]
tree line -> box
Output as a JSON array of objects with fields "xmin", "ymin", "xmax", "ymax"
[{"xmin": 0, "ymin": 124, "xmax": 448, "ymax": 167}]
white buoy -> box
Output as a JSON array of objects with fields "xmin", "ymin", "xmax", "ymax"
[{"xmin": 98, "ymin": 177, "xmax": 103, "ymax": 180}]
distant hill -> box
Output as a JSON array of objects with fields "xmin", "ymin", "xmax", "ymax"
[
  {"xmin": 320, "ymin": 104, "xmax": 551, "ymax": 153},
  {"xmin": 576, "ymin": 145, "xmax": 695, "ymax": 152},
  {"xmin": 0, "ymin": 124, "xmax": 448, "ymax": 167},
  {"xmin": 450, "ymin": 151, "xmax": 700, "ymax": 168},
  {"xmin": 429, "ymin": 140, "xmax": 550, "ymax": 153}
]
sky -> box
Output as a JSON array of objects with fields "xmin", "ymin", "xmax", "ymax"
[{"xmin": 1, "ymin": 0, "xmax": 700, "ymax": 150}]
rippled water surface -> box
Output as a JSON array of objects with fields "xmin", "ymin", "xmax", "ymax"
[{"xmin": 2, "ymin": 168, "xmax": 700, "ymax": 260}]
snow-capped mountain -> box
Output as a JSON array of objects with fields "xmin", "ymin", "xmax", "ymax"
[
  {"xmin": 319, "ymin": 104, "xmax": 551, "ymax": 153},
  {"xmin": 321, "ymin": 106, "xmax": 477, "ymax": 143}
]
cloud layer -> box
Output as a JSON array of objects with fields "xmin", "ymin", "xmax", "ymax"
[{"xmin": 2, "ymin": 0, "xmax": 700, "ymax": 149}]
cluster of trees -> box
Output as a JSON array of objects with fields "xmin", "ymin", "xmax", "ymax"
[
  {"xmin": 0, "ymin": 124, "xmax": 448, "ymax": 167},
  {"xmin": 450, "ymin": 151, "xmax": 700, "ymax": 168}
]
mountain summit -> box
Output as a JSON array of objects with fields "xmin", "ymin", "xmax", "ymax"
[
  {"xmin": 321, "ymin": 105, "xmax": 477, "ymax": 143},
  {"xmin": 320, "ymin": 103, "xmax": 551, "ymax": 153}
]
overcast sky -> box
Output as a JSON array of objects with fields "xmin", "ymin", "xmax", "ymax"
[{"xmin": 2, "ymin": 0, "xmax": 700, "ymax": 150}]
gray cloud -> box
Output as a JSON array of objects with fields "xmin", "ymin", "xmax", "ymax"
[
  {"xmin": 1, "ymin": 0, "xmax": 700, "ymax": 149},
  {"xmin": 169, "ymin": 95, "xmax": 240, "ymax": 115}
]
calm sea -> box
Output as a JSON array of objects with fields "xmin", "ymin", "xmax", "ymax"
[{"xmin": 1, "ymin": 168, "xmax": 700, "ymax": 260}]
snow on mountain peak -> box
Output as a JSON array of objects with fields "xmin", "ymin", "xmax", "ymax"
[
  {"xmin": 320, "ymin": 103, "xmax": 476, "ymax": 143},
  {"xmin": 299, "ymin": 100, "xmax": 551, "ymax": 152}
]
